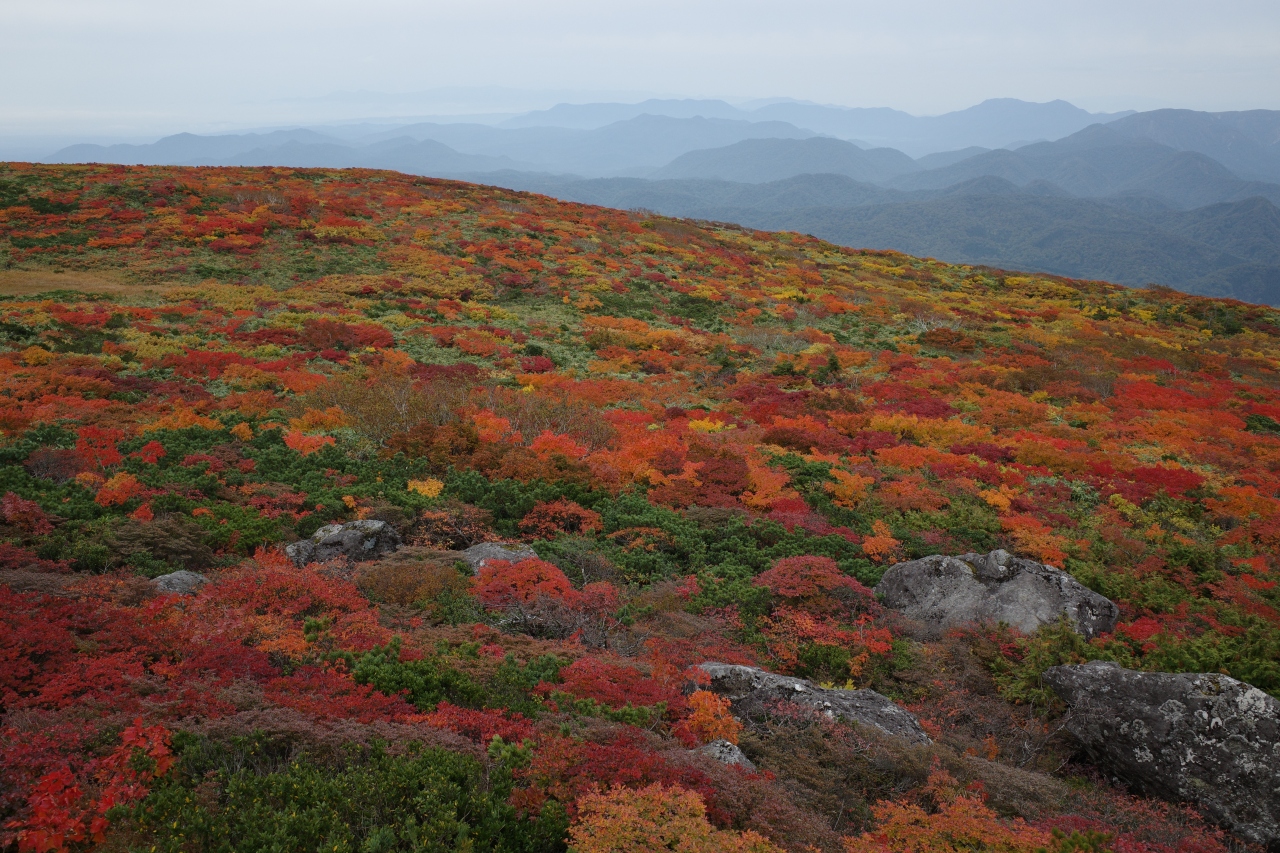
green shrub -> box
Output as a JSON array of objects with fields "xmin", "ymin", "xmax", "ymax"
[
  {"xmin": 125, "ymin": 738, "xmax": 568, "ymax": 853},
  {"xmin": 351, "ymin": 637, "xmax": 487, "ymax": 711}
]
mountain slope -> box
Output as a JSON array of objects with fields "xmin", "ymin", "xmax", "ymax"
[
  {"xmin": 1, "ymin": 163, "xmax": 1279, "ymax": 853},
  {"xmin": 887, "ymin": 125, "xmax": 1280, "ymax": 209},
  {"xmin": 1107, "ymin": 108, "xmax": 1280, "ymax": 182},
  {"xmin": 475, "ymin": 170, "xmax": 1280, "ymax": 304},
  {"xmin": 770, "ymin": 194, "xmax": 1275, "ymax": 291}
]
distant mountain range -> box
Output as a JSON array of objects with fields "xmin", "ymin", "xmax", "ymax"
[
  {"xmin": 32, "ymin": 98, "xmax": 1280, "ymax": 306},
  {"xmin": 498, "ymin": 97, "xmax": 1132, "ymax": 156}
]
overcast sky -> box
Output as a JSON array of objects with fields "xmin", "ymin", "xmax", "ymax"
[{"xmin": 3, "ymin": 0, "xmax": 1279, "ymax": 137}]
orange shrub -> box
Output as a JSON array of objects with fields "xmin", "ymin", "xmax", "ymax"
[
  {"xmin": 95, "ymin": 473, "xmax": 145, "ymax": 507},
  {"xmin": 843, "ymin": 768, "xmax": 1051, "ymax": 853},
  {"xmin": 569, "ymin": 783, "xmax": 781, "ymax": 853},
  {"xmin": 681, "ymin": 690, "xmax": 742, "ymax": 745},
  {"xmin": 861, "ymin": 520, "xmax": 901, "ymax": 564}
]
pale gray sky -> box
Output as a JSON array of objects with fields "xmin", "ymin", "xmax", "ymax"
[{"xmin": 3, "ymin": 0, "xmax": 1279, "ymax": 136}]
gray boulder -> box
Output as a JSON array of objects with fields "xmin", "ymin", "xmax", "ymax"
[
  {"xmin": 151, "ymin": 570, "xmax": 207, "ymax": 595},
  {"xmin": 285, "ymin": 520, "xmax": 401, "ymax": 567},
  {"xmin": 1045, "ymin": 661, "xmax": 1280, "ymax": 849},
  {"xmin": 698, "ymin": 739, "xmax": 756, "ymax": 771},
  {"xmin": 876, "ymin": 549, "xmax": 1118, "ymax": 639},
  {"xmin": 460, "ymin": 542, "xmax": 539, "ymax": 573},
  {"xmin": 697, "ymin": 663, "xmax": 930, "ymax": 745}
]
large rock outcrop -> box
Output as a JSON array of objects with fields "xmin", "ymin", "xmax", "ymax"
[
  {"xmin": 876, "ymin": 549, "xmax": 1118, "ymax": 639},
  {"xmin": 1045, "ymin": 661, "xmax": 1280, "ymax": 849},
  {"xmin": 697, "ymin": 663, "xmax": 930, "ymax": 745},
  {"xmin": 286, "ymin": 520, "xmax": 401, "ymax": 567}
]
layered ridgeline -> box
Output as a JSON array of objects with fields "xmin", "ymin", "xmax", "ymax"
[{"xmin": 1, "ymin": 164, "xmax": 1279, "ymax": 853}]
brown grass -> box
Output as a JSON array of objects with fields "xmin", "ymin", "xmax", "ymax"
[
  {"xmin": 354, "ymin": 547, "xmax": 468, "ymax": 607},
  {"xmin": 0, "ymin": 267, "xmax": 160, "ymax": 298}
]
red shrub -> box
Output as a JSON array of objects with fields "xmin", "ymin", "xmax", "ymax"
[
  {"xmin": 471, "ymin": 558, "xmax": 575, "ymax": 608},
  {"xmin": 753, "ymin": 555, "xmax": 876, "ymax": 617},
  {"xmin": 75, "ymin": 426, "xmax": 124, "ymax": 469},
  {"xmin": 518, "ymin": 499, "xmax": 602, "ymax": 539},
  {"xmin": 426, "ymin": 702, "xmax": 535, "ymax": 744},
  {"xmin": 2, "ymin": 493, "xmax": 54, "ymax": 535},
  {"xmin": 300, "ymin": 318, "xmax": 394, "ymax": 351},
  {"xmin": 545, "ymin": 657, "xmax": 681, "ymax": 711},
  {"xmin": 515, "ymin": 730, "xmax": 725, "ymax": 824}
]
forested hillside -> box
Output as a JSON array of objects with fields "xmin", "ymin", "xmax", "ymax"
[{"xmin": 2, "ymin": 163, "xmax": 1279, "ymax": 853}]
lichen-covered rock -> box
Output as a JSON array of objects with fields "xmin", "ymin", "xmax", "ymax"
[
  {"xmin": 875, "ymin": 549, "xmax": 1118, "ymax": 639},
  {"xmin": 1045, "ymin": 661, "xmax": 1280, "ymax": 849},
  {"xmin": 460, "ymin": 542, "xmax": 539, "ymax": 573},
  {"xmin": 285, "ymin": 520, "xmax": 401, "ymax": 567},
  {"xmin": 151, "ymin": 570, "xmax": 206, "ymax": 595},
  {"xmin": 698, "ymin": 739, "xmax": 756, "ymax": 771},
  {"xmin": 697, "ymin": 663, "xmax": 930, "ymax": 744}
]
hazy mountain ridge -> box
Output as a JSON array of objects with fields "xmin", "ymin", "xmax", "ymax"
[
  {"xmin": 34, "ymin": 98, "xmax": 1280, "ymax": 304},
  {"xmin": 650, "ymin": 137, "xmax": 920, "ymax": 184},
  {"xmin": 499, "ymin": 97, "xmax": 1131, "ymax": 155},
  {"xmin": 50, "ymin": 115, "xmax": 819, "ymax": 178}
]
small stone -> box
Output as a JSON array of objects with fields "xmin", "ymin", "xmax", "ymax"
[
  {"xmin": 698, "ymin": 739, "xmax": 756, "ymax": 771},
  {"xmin": 876, "ymin": 549, "xmax": 1118, "ymax": 639},
  {"xmin": 151, "ymin": 570, "xmax": 207, "ymax": 595},
  {"xmin": 459, "ymin": 542, "xmax": 539, "ymax": 573}
]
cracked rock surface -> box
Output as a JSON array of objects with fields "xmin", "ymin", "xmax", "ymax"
[
  {"xmin": 460, "ymin": 542, "xmax": 539, "ymax": 573},
  {"xmin": 698, "ymin": 739, "xmax": 756, "ymax": 771},
  {"xmin": 876, "ymin": 549, "xmax": 1118, "ymax": 639},
  {"xmin": 151, "ymin": 570, "xmax": 206, "ymax": 595},
  {"xmin": 285, "ymin": 520, "xmax": 402, "ymax": 567},
  {"xmin": 1045, "ymin": 660, "xmax": 1280, "ymax": 849},
  {"xmin": 698, "ymin": 663, "xmax": 930, "ymax": 745}
]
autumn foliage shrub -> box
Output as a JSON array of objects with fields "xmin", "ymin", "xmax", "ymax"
[
  {"xmin": 473, "ymin": 558, "xmax": 576, "ymax": 608},
  {"xmin": 569, "ymin": 783, "xmax": 782, "ymax": 853},
  {"xmin": 753, "ymin": 555, "xmax": 877, "ymax": 617},
  {"xmin": 843, "ymin": 767, "xmax": 1053, "ymax": 853},
  {"xmin": 677, "ymin": 690, "xmax": 743, "ymax": 746},
  {"xmin": 1, "ymin": 493, "xmax": 54, "ymax": 536},
  {"xmin": 301, "ymin": 369, "xmax": 466, "ymax": 446},
  {"xmin": 355, "ymin": 548, "xmax": 470, "ymax": 607},
  {"xmin": 6, "ymin": 720, "xmax": 175, "ymax": 853},
  {"xmin": 519, "ymin": 499, "xmax": 603, "ymax": 539},
  {"xmin": 410, "ymin": 500, "xmax": 494, "ymax": 549},
  {"xmin": 545, "ymin": 657, "xmax": 682, "ymax": 713},
  {"xmin": 472, "ymin": 558, "xmax": 628, "ymax": 647}
]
